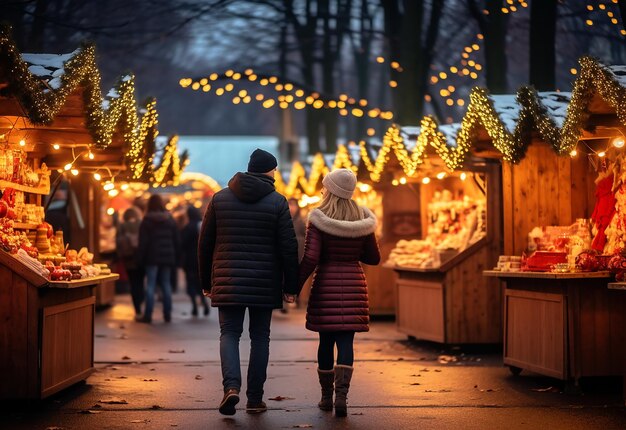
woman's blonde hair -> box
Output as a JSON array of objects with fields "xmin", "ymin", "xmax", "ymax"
[{"xmin": 317, "ymin": 188, "xmax": 364, "ymax": 221}]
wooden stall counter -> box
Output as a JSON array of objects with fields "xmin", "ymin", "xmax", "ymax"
[
  {"xmin": 0, "ymin": 251, "xmax": 118, "ymax": 399},
  {"xmin": 606, "ymin": 282, "xmax": 626, "ymax": 405},
  {"xmin": 385, "ymin": 239, "xmax": 502, "ymax": 345},
  {"xmin": 484, "ymin": 270, "xmax": 626, "ymax": 386}
]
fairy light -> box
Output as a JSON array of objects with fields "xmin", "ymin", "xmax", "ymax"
[
  {"xmin": 19, "ymin": 139, "xmax": 25, "ymax": 146},
  {"xmin": 612, "ymin": 137, "xmax": 625, "ymax": 148},
  {"xmin": 64, "ymin": 163, "xmax": 72, "ymax": 171},
  {"xmin": 422, "ymin": 177, "xmax": 431, "ymax": 184},
  {"xmin": 53, "ymin": 143, "xmax": 60, "ymax": 150},
  {"xmin": 71, "ymin": 169, "xmax": 79, "ymax": 176},
  {"xmin": 93, "ymin": 172, "xmax": 102, "ymax": 180}
]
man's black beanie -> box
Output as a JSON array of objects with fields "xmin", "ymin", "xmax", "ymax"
[{"xmin": 247, "ymin": 148, "xmax": 278, "ymax": 173}]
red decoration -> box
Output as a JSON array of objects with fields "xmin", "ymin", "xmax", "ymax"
[
  {"xmin": 575, "ymin": 249, "xmax": 600, "ymax": 272},
  {"xmin": 591, "ymin": 174, "xmax": 616, "ymax": 252}
]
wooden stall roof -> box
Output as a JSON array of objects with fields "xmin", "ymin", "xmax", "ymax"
[{"xmin": 0, "ymin": 26, "xmax": 187, "ymax": 186}]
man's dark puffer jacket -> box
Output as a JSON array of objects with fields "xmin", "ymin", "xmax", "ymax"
[{"xmin": 198, "ymin": 172, "xmax": 299, "ymax": 309}]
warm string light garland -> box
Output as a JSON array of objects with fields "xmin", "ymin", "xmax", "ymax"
[
  {"xmin": 180, "ymin": 70, "xmax": 394, "ymax": 121},
  {"xmin": 585, "ymin": 1, "xmax": 625, "ymax": 36}
]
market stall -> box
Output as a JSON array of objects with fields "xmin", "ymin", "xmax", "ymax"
[
  {"xmin": 473, "ymin": 57, "xmax": 626, "ymax": 386},
  {"xmin": 0, "ymin": 27, "xmax": 157, "ymax": 398},
  {"xmin": 376, "ymin": 124, "xmax": 502, "ymax": 344}
]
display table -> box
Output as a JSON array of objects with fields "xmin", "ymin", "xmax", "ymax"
[
  {"xmin": 385, "ymin": 240, "xmax": 502, "ymax": 344},
  {"xmin": 0, "ymin": 252, "xmax": 118, "ymax": 399},
  {"xmin": 484, "ymin": 271, "xmax": 626, "ymax": 385}
]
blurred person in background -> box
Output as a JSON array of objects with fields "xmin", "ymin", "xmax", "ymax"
[
  {"xmin": 137, "ymin": 194, "xmax": 180, "ymax": 323},
  {"xmin": 180, "ymin": 205, "xmax": 209, "ymax": 317},
  {"xmin": 116, "ymin": 206, "xmax": 144, "ymax": 320}
]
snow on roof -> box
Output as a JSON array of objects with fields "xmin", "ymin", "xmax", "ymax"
[
  {"xmin": 401, "ymin": 126, "xmax": 421, "ymax": 138},
  {"xmin": 489, "ymin": 94, "xmax": 521, "ymax": 134},
  {"xmin": 21, "ymin": 50, "xmax": 81, "ymax": 87},
  {"xmin": 607, "ymin": 65, "xmax": 626, "ymax": 87},
  {"xmin": 537, "ymin": 92, "xmax": 571, "ymax": 128},
  {"xmin": 438, "ymin": 123, "xmax": 461, "ymax": 147},
  {"xmin": 348, "ymin": 144, "xmax": 361, "ymax": 162}
]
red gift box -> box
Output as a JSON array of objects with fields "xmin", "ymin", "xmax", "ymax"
[{"xmin": 523, "ymin": 251, "xmax": 567, "ymax": 272}]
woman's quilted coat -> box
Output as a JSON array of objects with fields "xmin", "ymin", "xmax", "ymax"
[{"xmin": 299, "ymin": 207, "xmax": 380, "ymax": 332}]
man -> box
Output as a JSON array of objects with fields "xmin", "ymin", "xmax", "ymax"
[{"xmin": 198, "ymin": 148, "xmax": 299, "ymax": 416}]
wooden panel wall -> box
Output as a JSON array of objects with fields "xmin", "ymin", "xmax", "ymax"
[
  {"xmin": 0, "ymin": 266, "xmax": 29, "ymax": 398},
  {"xmin": 502, "ymin": 142, "xmax": 597, "ymax": 255},
  {"xmin": 445, "ymin": 245, "xmax": 502, "ymax": 344}
]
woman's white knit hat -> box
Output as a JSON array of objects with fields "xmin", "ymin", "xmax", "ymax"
[{"xmin": 322, "ymin": 168, "xmax": 357, "ymax": 199}]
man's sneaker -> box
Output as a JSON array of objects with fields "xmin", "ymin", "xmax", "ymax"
[
  {"xmin": 246, "ymin": 401, "xmax": 267, "ymax": 414},
  {"xmin": 218, "ymin": 389, "xmax": 240, "ymax": 415}
]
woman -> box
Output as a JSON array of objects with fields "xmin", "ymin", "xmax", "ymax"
[
  {"xmin": 298, "ymin": 168, "xmax": 380, "ymax": 417},
  {"xmin": 180, "ymin": 205, "xmax": 209, "ymax": 316},
  {"xmin": 137, "ymin": 194, "xmax": 180, "ymax": 323},
  {"xmin": 116, "ymin": 206, "xmax": 144, "ymax": 319}
]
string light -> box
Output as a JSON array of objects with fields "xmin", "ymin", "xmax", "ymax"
[
  {"xmin": 19, "ymin": 139, "xmax": 25, "ymax": 146},
  {"xmin": 70, "ymin": 169, "xmax": 79, "ymax": 176},
  {"xmin": 93, "ymin": 172, "xmax": 101, "ymax": 180}
]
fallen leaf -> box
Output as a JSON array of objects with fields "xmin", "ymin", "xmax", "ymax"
[
  {"xmin": 195, "ymin": 375, "xmax": 203, "ymax": 380},
  {"xmin": 424, "ymin": 389, "xmax": 451, "ymax": 393},
  {"xmin": 433, "ymin": 369, "xmax": 442, "ymax": 372},
  {"xmin": 531, "ymin": 386, "xmax": 559, "ymax": 393},
  {"xmin": 80, "ymin": 410, "xmax": 102, "ymax": 414},
  {"xmin": 130, "ymin": 420, "xmax": 150, "ymax": 424},
  {"xmin": 438, "ymin": 355, "xmax": 458, "ymax": 364},
  {"xmin": 99, "ymin": 397, "xmax": 128, "ymax": 404},
  {"xmin": 143, "ymin": 378, "xmax": 158, "ymax": 382},
  {"xmin": 269, "ymin": 396, "xmax": 295, "ymax": 401},
  {"xmin": 285, "ymin": 409, "xmax": 301, "ymax": 412},
  {"xmin": 410, "ymin": 374, "xmax": 422, "ymax": 377},
  {"xmin": 410, "ymin": 383, "xmax": 421, "ymax": 386},
  {"xmin": 168, "ymin": 349, "xmax": 185, "ymax": 354},
  {"xmin": 397, "ymin": 357, "xmax": 405, "ymax": 361},
  {"xmin": 121, "ymin": 356, "xmax": 131, "ymax": 360},
  {"xmin": 110, "ymin": 366, "xmax": 119, "ymax": 371},
  {"xmin": 151, "ymin": 404, "xmax": 163, "ymax": 410},
  {"xmin": 116, "ymin": 376, "xmax": 128, "ymax": 379},
  {"xmin": 150, "ymin": 368, "xmax": 156, "ymax": 371}
]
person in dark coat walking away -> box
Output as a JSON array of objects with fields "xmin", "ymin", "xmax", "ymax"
[
  {"xmin": 299, "ymin": 168, "xmax": 380, "ymax": 417},
  {"xmin": 137, "ymin": 194, "xmax": 180, "ymax": 323},
  {"xmin": 198, "ymin": 148, "xmax": 299, "ymax": 416},
  {"xmin": 116, "ymin": 206, "xmax": 144, "ymax": 319},
  {"xmin": 180, "ymin": 205, "xmax": 209, "ymax": 317}
]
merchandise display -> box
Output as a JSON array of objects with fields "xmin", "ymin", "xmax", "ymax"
[{"xmin": 387, "ymin": 191, "xmax": 487, "ymax": 268}]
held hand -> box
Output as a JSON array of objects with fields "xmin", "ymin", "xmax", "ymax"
[
  {"xmin": 283, "ymin": 293, "xmax": 296, "ymax": 303},
  {"xmin": 202, "ymin": 289, "xmax": 212, "ymax": 299}
]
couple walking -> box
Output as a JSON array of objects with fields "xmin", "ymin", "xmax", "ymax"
[{"xmin": 198, "ymin": 149, "xmax": 380, "ymax": 417}]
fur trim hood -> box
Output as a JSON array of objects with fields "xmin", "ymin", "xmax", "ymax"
[{"xmin": 308, "ymin": 207, "xmax": 377, "ymax": 238}]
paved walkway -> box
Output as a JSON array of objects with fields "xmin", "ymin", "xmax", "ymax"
[{"xmin": 2, "ymin": 292, "xmax": 625, "ymax": 429}]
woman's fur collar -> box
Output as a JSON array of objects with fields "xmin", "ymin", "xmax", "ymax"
[{"xmin": 308, "ymin": 207, "xmax": 377, "ymax": 238}]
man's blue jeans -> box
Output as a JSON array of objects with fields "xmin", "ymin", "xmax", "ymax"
[
  {"xmin": 144, "ymin": 265, "xmax": 172, "ymax": 320},
  {"xmin": 218, "ymin": 307, "xmax": 273, "ymax": 403}
]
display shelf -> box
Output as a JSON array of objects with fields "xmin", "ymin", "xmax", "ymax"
[
  {"xmin": 13, "ymin": 222, "xmax": 40, "ymax": 230},
  {"xmin": 608, "ymin": 282, "xmax": 626, "ymax": 290},
  {"xmin": 483, "ymin": 270, "xmax": 612, "ymax": 279},
  {"xmin": 0, "ymin": 180, "xmax": 50, "ymax": 195},
  {"xmin": 48, "ymin": 273, "xmax": 118, "ymax": 289}
]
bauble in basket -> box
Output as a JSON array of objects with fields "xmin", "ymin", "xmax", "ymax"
[{"xmin": 575, "ymin": 249, "xmax": 600, "ymax": 272}]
